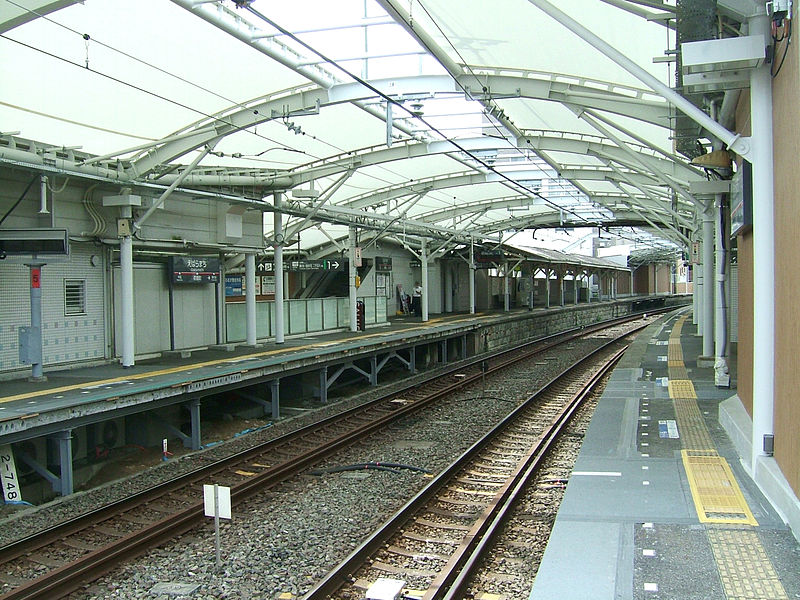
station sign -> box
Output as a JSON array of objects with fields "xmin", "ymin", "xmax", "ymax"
[
  {"xmin": 169, "ymin": 256, "xmax": 220, "ymax": 284},
  {"xmin": 410, "ymin": 260, "xmax": 421, "ymax": 268},
  {"xmin": 476, "ymin": 248, "xmax": 505, "ymax": 263},
  {"xmin": 375, "ymin": 256, "xmax": 392, "ymax": 272}
]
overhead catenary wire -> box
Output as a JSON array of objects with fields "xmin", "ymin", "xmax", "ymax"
[{"xmin": 241, "ymin": 4, "xmax": 590, "ymax": 225}]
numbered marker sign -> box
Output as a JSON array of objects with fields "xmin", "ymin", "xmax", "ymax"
[{"xmin": 0, "ymin": 445, "xmax": 22, "ymax": 503}]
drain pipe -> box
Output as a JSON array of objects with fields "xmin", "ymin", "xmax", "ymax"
[{"xmin": 714, "ymin": 193, "xmax": 730, "ymax": 387}]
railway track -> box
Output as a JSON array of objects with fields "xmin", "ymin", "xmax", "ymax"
[
  {"xmin": 0, "ymin": 312, "xmax": 663, "ymax": 600},
  {"xmin": 302, "ymin": 336, "xmax": 626, "ymax": 600}
]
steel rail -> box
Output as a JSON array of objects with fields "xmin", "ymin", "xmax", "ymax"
[
  {"xmin": 301, "ymin": 329, "xmax": 638, "ymax": 599},
  {"xmin": 0, "ymin": 310, "xmax": 665, "ymax": 600}
]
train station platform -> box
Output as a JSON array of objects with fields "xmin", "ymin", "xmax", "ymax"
[
  {"xmin": 530, "ymin": 310, "xmax": 800, "ymax": 600},
  {"xmin": 0, "ymin": 295, "xmax": 683, "ymax": 500}
]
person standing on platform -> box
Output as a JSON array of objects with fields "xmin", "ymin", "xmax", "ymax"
[{"xmin": 412, "ymin": 281, "xmax": 422, "ymax": 317}]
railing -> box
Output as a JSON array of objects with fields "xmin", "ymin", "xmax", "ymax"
[{"xmin": 225, "ymin": 296, "xmax": 387, "ymax": 342}]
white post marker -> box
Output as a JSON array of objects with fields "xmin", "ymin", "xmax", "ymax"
[
  {"xmin": 0, "ymin": 444, "xmax": 22, "ymax": 503},
  {"xmin": 203, "ymin": 484, "xmax": 231, "ymax": 568}
]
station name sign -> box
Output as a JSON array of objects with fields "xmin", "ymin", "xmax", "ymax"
[{"xmin": 169, "ymin": 256, "xmax": 220, "ymax": 284}]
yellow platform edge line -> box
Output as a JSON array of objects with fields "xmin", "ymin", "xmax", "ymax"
[{"xmin": 681, "ymin": 450, "xmax": 758, "ymax": 526}]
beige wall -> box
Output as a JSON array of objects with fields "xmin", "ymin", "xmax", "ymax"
[{"xmin": 772, "ymin": 31, "xmax": 800, "ymax": 495}]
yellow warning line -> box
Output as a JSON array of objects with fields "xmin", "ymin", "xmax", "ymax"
[
  {"xmin": 666, "ymin": 315, "xmax": 787, "ymax": 596},
  {"xmin": 681, "ymin": 451, "xmax": 758, "ymax": 525}
]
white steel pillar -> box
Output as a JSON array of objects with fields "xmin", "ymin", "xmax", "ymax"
[
  {"xmin": 348, "ymin": 227, "xmax": 358, "ymax": 332},
  {"xmin": 273, "ymin": 193, "xmax": 285, "ymax": 344},
  {"xmin": 245, "ymin": 253, "xmax": 257, "ymax": 346},
  {"xmin": 469, "ymin": 240, "xmax": 476, "ymax": 314},
  {"xmin": 693, "ymin": 261, "xmax": 700, "ymax": 326},
  {"xmin": 504, "ymin": 263, "xmax": 510, "ymax": 312},
  {"xmin": 714, "ymin": 194, "xmax": 730, "ymax": 386},
  {"xmin": 560, "ymin": 271, "xmax": 565, "ymax": 306},
  {"xmin": 574, "ymin": 275, "xmax": 578, "ymax": 305},
  {"xmin": 702, "ymin": 203, "xmax": 715, "ymax": 356},
  {"xmin": 749, "ymin": 12, "xmax": 775, "ymax": 471},
  {"xmin": 421, "ymin": 239, "xmax": 429, "ymax": 322},
  {"xmin": 119, "ymin": 206, "xmax": 135, "ymax": 367}
]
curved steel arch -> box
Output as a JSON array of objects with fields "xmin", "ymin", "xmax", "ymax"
[{"xmin": 130, "ymin": 72, "xmax": 673, "ymax": 179}]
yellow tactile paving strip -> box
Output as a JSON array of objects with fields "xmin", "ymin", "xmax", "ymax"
[
  {"xmin": 681, "ymin": 451, "xmax": 758, "ymax": 525},
  {"xmin": 665, "ymin": 317, "xmax": 788, "ymax": 599},
  {"xmin": 668, "ymin": 379, "xmax": 697, "ymax": 400},
  {"xmin": 707, "ymin": 527, "xmax": 788, "ymax": 600},
  {"xmin": 673, "ymin": 399, "xmax": 715, "ymax": 451}
]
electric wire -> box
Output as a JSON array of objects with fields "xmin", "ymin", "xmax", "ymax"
[{"xmin": 2, "ymin": 0, "xmax": 440, "ymax": 197}]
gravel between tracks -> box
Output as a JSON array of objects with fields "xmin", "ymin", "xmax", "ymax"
[{"xmin": 1, "ymin": 335, "xmax": 619, "ymax": 599}]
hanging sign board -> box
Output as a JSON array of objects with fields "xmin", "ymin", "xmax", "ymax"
[
  {"xmin": 476, "ymin": 248, "xmax": 505, "ymax": 263},
  {"xmin": 169, "ymin": 256, "xmax": 220, "ymax": 284},
  {"xmin": 375, "ymin": 256, "xmax": 392, "ymax": 272},
  {"xmin": 286, "ymin": 259, "xmax": 344, "ymax": 271},
  {"xmin": 690, "ymin": 242, "xmax": 700, "ymax": 264},
  {"xmin": 409, "ymin": 260, "xmax": 421, "ymax": 268}
]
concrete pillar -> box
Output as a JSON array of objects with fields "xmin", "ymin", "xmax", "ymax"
[
  {"xmin": 188, "ymin": 399, "xmax": 201, "ymax": 450},
  {"xmin": 444, "ymin": 265, "xmax": 454, "ymax": 313}
]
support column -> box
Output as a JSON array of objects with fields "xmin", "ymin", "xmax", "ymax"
[
  {"xmin": 529, "ymin": 271, "xmax": 535, "ymax": 310},
  {"xmin": 319, "ymin": 366, "xmax": 329, "ymax": 403},
  {"xmin": 559, "ymin": 271, "xmax": 565, "ymax": 307},
  {"xmin": 702, "ymin": 202, "xmax": 714, "ymax": 358},
  {"xmin": 409, "ymin": 345, "xmax": 416, "ymax": 374},
  {"xmin": 545, "ymin": 268, "xmax": 551, "ymax": 308},
  {"xmin": 270, "ymin": 379, "xmax": 280, "ymax": 419},
  {"xmin": 749, "ymin": 12, "xmax": 775, "ymax": 472},
  {"xmin": 444, "ymin": 265, "xmax": 453, "ymax": 313},
  {"xmin": 274, "ymin": 192, "xmax": 285, "ymax": 344},
  {"xmin": 503, "ymin": 262, "xmax": 510, "ymax": 312},
  {"xmin": 245, "ymin": 253, "xmax": 257, "ymax": 346},
  {"xmin": 469, "ymin": 239, "xmax": 476, "ymax": 314},
  {"xmin": 714, "ymin": 194, "xmax": 730, "ymax": 387},
  {"xmin": 421, "ymin": 239, "xmax": 429, "ymax": 321},
  {"xmin": 188, "ymin": 399, "xmax": 201, "ymax": 450},
  {"xmin": 120, "ymin": 210, "xmax": 135, "ymax": 367},
  {"xmin": 53, "ymin": 430, "xmax": 73, "ymax": 496},
  {"xmin": 370, "ymin": 355, "xmax": 378, "ymax": 386},
  {"xmin": 348, "ymin": 227, "xmax": 358, "ymax": 332},
  {"xmin": 27, "ymin": 263, "xmax": 46, "ymax": 380},
  {"xmin": 574, "ymin": 275, "xmax": 578, "ymax": 305}
]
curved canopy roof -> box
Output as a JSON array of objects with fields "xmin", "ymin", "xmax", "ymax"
[{"xmin": 1, "ymin": 0, "xmax": 716, "ymax": 257}]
